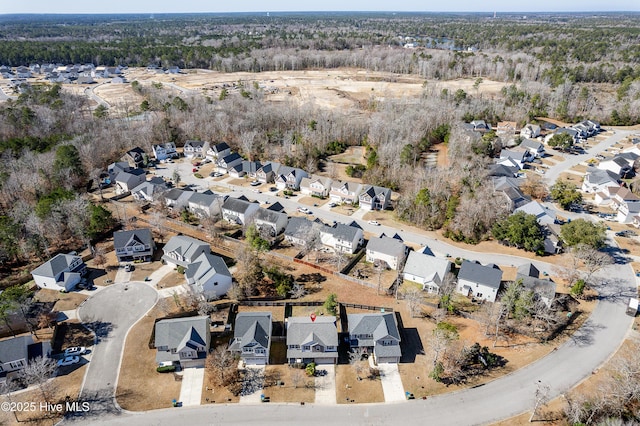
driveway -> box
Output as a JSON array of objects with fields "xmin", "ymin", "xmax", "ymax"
[
  {"xmin": 377, "ymin": 363, "xmax": 406, "ymax": 403},
  {"xmin": 314, "ymin": 364, "xmax": 336, "ymax": 404},
  {"xmin": 73, "ymin": 282, "xmax": 157, "ymax": 419},
  {"xmin": 179, "ymin": 367, "xmax": 205, "ymax": 406}
]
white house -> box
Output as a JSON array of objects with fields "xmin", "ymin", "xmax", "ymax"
[
  {"xmin": 228, "ymin": 312, "xmax": 272, "ymax": 365},
  {"xmin": 599, "ymin": 156, "xmax": 634, "ymax": 177},
  {"xmin": 114, "ymin": 169, "xmax": 146, "ymax": 194},
  {"xmin": 152, "ymin": 142, "xmax": 178, "ymax": 161},
  {"xmin": 206, "ymin": 142, "xmax": 231, "ymax": 161},
  {"xmin": 403, "ymin": 251, "xmax": 452, "ymax": 293},
  {"xmin": 155, "ymin": 316, "xmax": 210, "ymax": 368},
  {"xmin": 113, "ymin": 228, "xmax": 155, "ymax": 263},
  {"xmin": 366, "ymin": 235, "xmax": 407, "ymax": 270},
  {"xmin": 253, "ymin": 207, "xmax": 289, "ymax": 237},
  {"xmin": 274, "ymin": 166, "xmax": 308, "ymax": 191},
  {"xmin": 329, "ymin": 180, "xmax": 362, "ymax": 205},
  {"xmin": 300, "ymin": 175, "xmax": 333, "ymax": 198},
  {"xmin": 520, "ymin": 124, "xmax": 541, "ymax": 139},
  {"xmin": 162, "ymin": 235, "xmax": 209, "ymax": 269},
  {"xmin": 519, "ymin": 139, "xmax": 545, "ymax": 157},
  {"xmin": 217, "ymin": 153, "xmax": 243, "ymax": 174},
  {"xmin": 456, "ymin": 260, "xmax": 502, "ymax": 302},
  {"xmin": 221, "ymin": 197, "xmax": 260, "ymax": 225},
  {"xmin": 359, "ymin": 185, "xmax": 392, "ymax": 211},
  {"xmin": 514, "ymin": 201, "xmax": 556, "ymax": 226},
  {"xmin": 610, "ymin": 187, "xmax": 640, "ymax": 223},
  {"xmin": 31, "ymin": 253, "xmax": 87, "ymax": 292},
  {"xmin": 347, "ymin": 313, "xmax": 401, "ymax": 364},
  {"xmin": 183, "ymin": 140, "xmax": 206, "ymax": 159},
  {"xmin": 582, "ymin": 167, "xmax": 620, "ymax": 194},
  {"xmin": 0, "ymin": 336, "xmax": 51, "ymax": 375},
  {"xmin": 320, "ymin": 222, "xmax": 364, "ymax": 254}
]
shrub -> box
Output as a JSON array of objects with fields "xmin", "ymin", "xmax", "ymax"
[
  {"xmin": 194, "ymin": 173, "xmax": 203, "ymax": 179},
  {"xmin": 157, "ymin": 365, "xmax": 176, "ymax": 373},
  {"xmin": 305, "ymin": 362, "xmax": 316, "ymax": 376},
  {"xmin": 176, "ymin": 265, "xmax": 185, "ymax": 275}
]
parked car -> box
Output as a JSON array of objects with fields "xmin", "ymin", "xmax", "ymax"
[
  {"xmin": 250, "ymin": 181, "xmax": 261, "ymax": 186},
  {"xmin": 297, "ymin": 207, "xmax": 311, "ymax": 214},
  {"xmin": 328, "ymin": 202, "xmax": 336, "ymax": 208},
  {"xmin": 192, "ymin": 167, "xmax": 198, "ymax": 173},
  {"xmin": 64, "ymin": 346, "xmax": 87, "ymax": 356},
  {"xmin": 57, "ymin": 356, "xmax": 80, "ymax": 367},
  {"xmin": 269, "ymin": 187, "xmax": 278, "ymax": 192},
  {"xmin": 124, "ymin": 264, "xmax": 134, "ymax": 272},
  {"xmin": 368, "ymin": 220, "xmax": 380, "ymax": 226}
]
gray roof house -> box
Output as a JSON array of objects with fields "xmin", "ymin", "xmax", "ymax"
[
  {"xmin": 162, "ymin": 235, "xmax": 210, "ymax": 268},
  {"xmin": 31, "ymin": 253, "xmax": 87, "ymax": 292},
  {"xmin": 183, "ymin": 140, "xmax": 206, "ymax": 159},
  {"xmin": 489, "ymin": 163, "xmax": 518, "ymax": 178},
  {"xmin": 286, "ymin": 316, "xmax": 338, "ymax": 365},
  {"xmin": 221, "ymin": 197, "xmax": 260, "ymax": 225},
  {"xmin": 256, "ymin": 162, "xmax": 281, "ymax": 184},
  {"xmin": 217, "ymin": 153, "xmax": 243, "ymax": 174},
  {"xmin": 122, "ymin": 147, "xmax": 147, "ymax": 169},
  {"xmin": 284, "ymin": 217, "xmax": 318, "ymax": 247},
  {"xmin": 107, "ymin": 161, "xmax": 131, "ymax": 182},
  {"xmin": 164, "ymin": 188, "xmax": 194, "ymax": 211},
  {"xmin": 403, "ymin": 251, "xmax": 452, "ymax": 293},
  {"xmin": 114, "ymin": 169, "xmax": 146, "ymax": 194},
  {"xmin": 274, "ymin": 166, "xmax": 309, "ymax": 191},
  {"xmin": 359, "ymin": 185, "xmax": 392, "ymax": 211},
  {"xmin": 330, "ymin": 180, "xmax": 363, "ymax": 205},
  {"xmin": 514, "ymin": 201, "xmax": 556, "ymax": 226},
  {"xmin": 206, "ymin": 142, "xmax": 231, "ymax": 161},
  {"xmin": 131, "ymin": 177, "xmax": 169, "ymax": 202},
  {"xmin": 253, "ymin": 207, "xmax": 289, "ymax": 237},
  {"xmin": 320, "ymin": 222, "xmax": 364, "ymax": 254},
  {"xmin": 229, "ymin": 160, "xmax": 262, "ymax": 179},
  {"xmin": 187, "ymin": 192, "xmax": 224, "ymax": 218},
  {"xmin": 300, "ymin": 175, "xmax": 333, "ymax": 198},
  {"xmin": 582, "ymin": 166, "xmax": 620, "ymax": 193},
  {"xmin": 152, "ymin": 142, "xmax": 178, "ymax": 161},
  {"xmin": 184, "ymin": 252, "xmax": 232, "ymax": 300},
  {"xmin": 0, "ymin": 335, "xmax": 51, "ymax": 376},
  {"xmin": 456, "ymin": 260, "xmax": 503, "ymax": 302},
  {"xmin": 154, "ymin": 316, "xmax": 211, "ymax": 368},
  {"xmin": 520, "ymin": 124, "xmax": 541, "ymax": 139},
  {"xmin": 516, "ymin": 263, "xmax": 556, "ymax": 308},
  {"xmin": 520, "ymin": 139, "xmax": 545, "ymax": 157},
  {"xmin": 113, "ymin": 228, "xmax": 155, "ymax": 263},
  {"xmin": 348, "ymin": 313, "xmax": 401, "ymax": 364},
  {"xmin": 229, "ymin": 312, "xmax": 272, "ymax": 365},
  {"xmin": 366, "ymin": 236, "xmax": 407, "ymax": 270}
]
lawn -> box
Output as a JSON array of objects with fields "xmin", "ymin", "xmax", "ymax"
[
  {"xmin": 263, "ymin": 365, "xmax": 315, "ymax": 403},
  {"xmin": 115, "ymin": 302, "xmax": 182, "ymax": 411},
  {"xmin": 34, "ymin": 289, "xmax": 87, "ymax": 312},
  {"xmin": 336, "ymin": 361, "xmax": 384, "ymax": 404}
]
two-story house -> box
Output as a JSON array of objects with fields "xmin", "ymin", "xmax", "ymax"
[
  {"xmin": 274, "ymin": 166, "xmax": 309, "ymax": 191},
  {"xmin": 347, "ymin": 313, "xmax": 401, "ymax": 364},
  {"xmin": 186, "ymin": 192, "xmax": 225, "ymax": 218},
  {"xmin": 519, "ymin": 139, "xmax": 545, "ymax": 158},
  {"xmin": 286, "ymin": 316, "xmax": 338, "ymax": 365},
  {"xmin": 0, "ymin": 335, "xmax": 51, "ymax": 375},
  {"xmin": 582, "ymin": 166, "xmax": 620, "ymax": 194},
  {"xmin": 31, "ymin": 253, "xmax": 87, "ymax": 292},
  {"xmin": 300, "ymin": 176, "xmax": 333, "ymax": 198},
  {"xmin": 253, "ymin": 207, "xmax": 289, "ymax": 237},
  {"xmin": 131, "ymin": 177, "xmax": 169, "ymax": 202},
  {"xmin": 122, "ymin": 147, "xmax": 148, "ymax": 169},
  {"xmin": 229, "ymin": 161, "xmax": 263, "ymax": 179},
  {"xmin": 154, "ymin": 316, "xmax": 211, "ymax": 368},
  {"xmin": 216, "ymin": 153, "xmax": 243, "ymax": 174},
  {"xmin": 183, "ymin": 140, "xmax": 206, "ymax": 159},
  {"xmin": 456, "ymin": 260, "xmax": 503, "ymax": 302},
  {"xmin": 114, "ymin": 169, "xmax": 146, "ymax": 195},
  {"xmin": 228, "ymin": 312, "xmax": 272, "ymax": 365},
  {"xmin": 152, "ymin": 142, "xmax": 178, "ymax": 161},
  {"xmin": 256, "ymin": 162, "xmax": 281, "ymax": 184},
  {"xmin": 221, "ymin": 197, "xmax": 260, "ymax": 225},
  {"xmin": 359, "ymin": 185, "xmax": 392, "ymax": 211},
  {"xmin": 403, "ymin": 250, "xmax": 452, "ymax": 293},
  {"xmin": 113, "ymin": 228, "xmax": 156, "ymax": 263},
  {"xmin": 366, "ymin": 235, "xmax": 408, "ymax": 270},
  {"xmin": 206, "ymin": 142, "xmax": 231, "ymax": 162},
  {"xmin": 162, "ymin": 235, "xmax": 209, "ymax": 269},
  {"xmin": 320, "ymin": 222, "xmax": 364, "ymax": 254},
  {"xmin": 329, "ymin": 180, "xmax": 362, "ymax": 205},
  {"xmin": 610, "ymin": 187, "xmax": 640, "ymax": 223}
]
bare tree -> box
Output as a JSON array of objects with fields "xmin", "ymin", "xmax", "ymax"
[
  {"xmin": 207, "ymin": 346, "xmax": 239, "ymax": 388},
  {"xmin": 290, "ymin": 283, "xmax": 307, "ymax": 299},
  {"xmin": 0, "ymin": 379, "xmax": 21, "ymax": 423},
  {"xmin": 19, "ymin": 356, "xmax": 57, "ymax": 404},
  {"xmin": 530, "ymin": 381, "xmax": 551, "ymax": 422},
  {"xmin": 572, "ymin": 244, "xmax": 612, "ymax": 285},
  {"xmin": 291, "ymin": 368, "xmax": 306, "ymax": 389},
  {"xmin": 402, "ymin": 286, "xmax": 424, "ymax": 318}
]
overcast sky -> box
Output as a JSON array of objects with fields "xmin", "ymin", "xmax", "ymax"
[{"xmin": 1, "ymin": 1, "xmax": 638, "ymax": 14}]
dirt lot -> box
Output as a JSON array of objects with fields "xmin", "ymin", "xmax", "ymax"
[
  {"xmin": 116, "ymin": 301, "xmax": 183, "ymax": 411},
  {"xmin": 263, "ymin": 365, "xmax": 315, "ymax": 403},
  {"xmin": 336, "ymin": 361, "xmax": 384, "ymax": 404}
]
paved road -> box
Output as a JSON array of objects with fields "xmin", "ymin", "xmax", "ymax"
[
  {"xmin": 84, "ymin": 82, "xmax": 110, "ymax": 109},
  {"xmin": 73, "ymin": 282, "xmax": 157, "ymax": 419},
  {"xmin": 543, "ymin": 129, "xmax": 634, "ymax": 185}
]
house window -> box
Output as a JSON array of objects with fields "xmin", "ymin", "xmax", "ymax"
[
  {"xmin": 302, "ymin": 345, "xmax": 310, "ymax": 351},
  {"xmin": 477, "ymin": 293, "xmax": 483, "ymax": 298},
  {"xmin": 9, "ymin": 360, "xmax": 24, "ymax": 369},
  {"xmin": 255, "ymin": 348, "xmax": 265, "ymax": 354},
  {"xmin": 381, "ymin": 340, "xmax": 394, "ymax": 346}
]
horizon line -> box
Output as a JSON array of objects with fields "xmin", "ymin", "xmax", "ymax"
[{"xmin": 1, "ymin": 10, "xmax": 640, "ymax": 15}]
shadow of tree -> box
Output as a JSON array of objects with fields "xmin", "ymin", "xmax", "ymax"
[
  {"xmin": 65, "ymin": 388, "xmax": 127, "ymax": 422},
  {"xmin": 568, "ymin": 319, "xmax": 605, "ymax": 347},
  {"xmin": 82, "ymin": 319, "xmax": 115, "ymax": 343}
]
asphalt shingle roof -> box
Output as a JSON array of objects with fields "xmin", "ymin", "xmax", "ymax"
[{"xmin": 458, "ymin": 260, "xmax": 502, "ymax": 289}]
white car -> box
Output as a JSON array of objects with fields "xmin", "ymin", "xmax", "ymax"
[
  {"xmin": 328, "ymin": 202, "xmax": 337, "ymax": 208},
  {"xmin": 250, "ymin": 181, "xmax": 261, "ymax": 186},
  {"xmin": 297, "ymin": 207, "xmax": 310, "ymax": 214},
  {"xmin": 57, "ymin": 356, "xmax": 80, "ymax": 367},
  {"xmin": 368, "ymin": 220, "xmax": 380, "ymax": 226},
  {"xmin": 64, "ymin": 346, "xmax": 87, "ymax": 356}
]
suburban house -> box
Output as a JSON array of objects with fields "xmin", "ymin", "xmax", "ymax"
[
  {"xmin": 551, "ymin": 128, "xmax": 579, "ymax": 144},
  {"xmin": 183, "ymin": 140, "xmax": 207, "ymax": 159},
  {"xmin": 403, "ymin": 250, "xmax": 452, "ymax": 293},
  {"xmin": 300, "ymin": 176, "xmax": 333, "ymax": 198},
  {"xmin": 131, "ymin": 177, "xmax": 169, "ymax": 202},
  {"xmin": 229, "ymin": 161, "xmax": 262, "ymax": 179},
  {"xmin": 499, "ymin": 149, "xmax": 533, "ymax": 169},
  {"xmin": 164, "ymin": 188, "xmax": 194, "ymax": 211},
  {"xmin": 610, "ymin": 187, "xmax": 640, "ymax": 223},
  {"xmin": 31, "ymin": 253, "xmax": 87, "ymax": 292},
  {"xmin": 162, "ymin": 235, "xmax": 232, "ymax": 299},
  {"xmin": 217, "ymin": 153, "xmax": 243, "ymax": 174},
  {"xmin": 599, "ymin": 156, "xmax": 634, "ymax": 178},
  {"xmin": 284, "ymin": 217, "xmax": 320, "ymax": 247},
  {"xmin": 206, "ymin": 142, "xmax": 231, "ymax": 161},
  {"xmin": 152, "ymin": 143, "xmax": 178, "ymax": 161},
  {"xmin": 221, "ymin": 197, "xmax": 260, "ymax": 225},
  {"xmin": 493, "ymin": 177, "xmax": 530, "ymax": 210},
  {"xmin": 456, "ymin": 260, "xmax": 503, "ymax": 303},
  {"xmin": 228, "ymin": 312, "xmax": 272, "ymax": 365},
  {"xmin": 274, "ymin": 166, "xmax": 309, "ymax": 191},
  {"xmin": 544, "ymin": 224, "xmax": 564, "ymax": 255},
  {"xmin": 516, "ymin": 263, "xmax": 556, "ymax": 308},
  {"xmin": 366, "ymin": 235, "xmax": 408, "ymax": 270},
  {"xmin": 113, "ymin": 228, "xmax": 156, "ymax": 263},
  {"xmin": 329, "ymin": 180, "xmax": 363, "ymax": 205},
  {"xmin": 514, "ymin": 201, "xmax": 557, "ymax": 226},
  {"xmin": 359, "ymin": 185, "xmax": 392, "ymax": 211},
  {"xmin": 107, "ymin": 161, "xmax": 131, "ymax": 182},
  {"xmin": 114, "ymin": 169, "xmax": 146, "ymax": 195},
  {"xmin": 0, "ymin": 335, "xmax": 51, "ymax": 376},
  {"xmin": 286, "ymin": 316, "xmax": 338, "ymax": 365},
  {"xmin": 496, "ymin": 121, "xmax": 518, "ymax": 136},
  {"xmin": 464, "ymin": 120, "xmax": 491, "ymax": 133},
  {"xmin": 154, "ymin": 316, "xmax": 211, "ymax": 368},
  {"xmin": 253, "ymin": 207, "xmax": 289, "ymax": 237},
  {"xmin": 186, "ymin": 192, "xmax": 224, "ymax": 218},
  {"xmin": 519, "ymin": 139, "xmax": 545, "ymax": 157},
  {"xmin": 256, "ymin": 162, "xmax": 280, "ymax": 184},
  {"xmin": 582, "ymin": 167, "xmax": 620, "ymax": 194},
  {"xmin": 489, "ymin": 164, "xmax": 519, "ymax": 178},
  {"xmin": 122, "ymin": 147, "xmax": 148, "ymax": 169},
  {"xmin": 320, "ymin": 222, "xmax": 364, "ymax": 254},
  {"xmin": 162, "ymin": 235, "xmax": 209, "ymax": 268},
  {"xmin": 347, "ymin": 313, "xmax": 402, "ymax": 364}
]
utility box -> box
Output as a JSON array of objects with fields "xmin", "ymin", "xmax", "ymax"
[{"xmin": 626, "ymin": 298, "xmax": 638, "ymax": 316}]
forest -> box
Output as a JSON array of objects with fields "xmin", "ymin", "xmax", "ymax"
[{"xmin": 0, "ymin": 12, "xmax": 639, "ymax": 279}]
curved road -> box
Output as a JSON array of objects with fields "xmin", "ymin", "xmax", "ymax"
[{"xmin": 74, "ymin": 282, "xmax": 157, "ymax": 418}]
